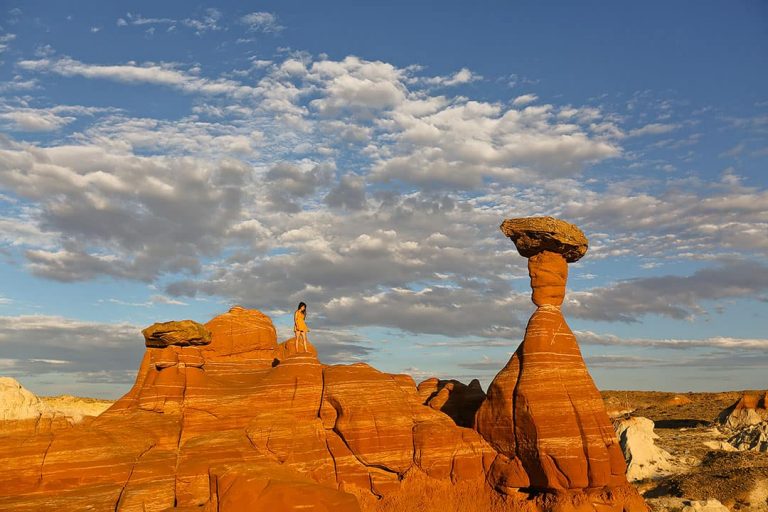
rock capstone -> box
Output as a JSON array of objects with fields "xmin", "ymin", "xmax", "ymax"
[
  {"xmin": 500, "ymin": 216, "xmax": 588, "ymax": 263},
  {"xmin": 142, "ymin": 320, "xmax": 212, "ymax": 348}
]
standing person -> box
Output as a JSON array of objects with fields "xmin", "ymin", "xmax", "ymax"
[{"xmin": 294, "ymin": 302, "xmax": 309, "ymax": 352}]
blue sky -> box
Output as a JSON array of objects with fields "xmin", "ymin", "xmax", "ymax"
[{"xmin": 0, "ymin": 1, "xmax": 766, "ymax": 397}]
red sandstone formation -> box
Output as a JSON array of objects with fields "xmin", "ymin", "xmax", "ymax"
[
  {"xmin": 0, "ymin": 306, "xmax": 496, "ymax": 511},
  {"xmin": 474, "ymin": 217, "xmax": 645, "ymax": 508},
  {"xmin": 0, "ymin": 217, "xmax": 648, "ymax": 511},
  {"xmin": 418, "ymin": 377, "xmax": 486, "ymax": 428}
]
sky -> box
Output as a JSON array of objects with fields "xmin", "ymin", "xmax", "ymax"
[{"xmin": 0, "ymin": 1, "xmax": 766, "ymax": 398}]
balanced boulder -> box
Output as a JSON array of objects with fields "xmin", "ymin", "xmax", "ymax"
[{"xmin": 142, "ymin": 320, "xmax": 211, "ymax": 347}]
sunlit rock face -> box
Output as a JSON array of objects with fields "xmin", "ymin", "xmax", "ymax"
[
  {"xmin": 0, "ymin": 218, "xmax": 648, "ymax": 512},
  {"xmin": 0, "ymin": 306, "xmax": 495, "ymax": 511}
]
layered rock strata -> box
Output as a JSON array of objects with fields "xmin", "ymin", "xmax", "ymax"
[
  {"xmin": 475, "ymin": 217, "xmax": 644, "ymax": 509},
  {"xmin": 0, "ymin": 306, "xmax": 496, "ymax": 511}
]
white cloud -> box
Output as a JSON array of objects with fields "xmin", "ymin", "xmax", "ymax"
[
  {"xmin": 421, "ymin": 68, "xmax": 482, "ymax": 87},
  {"xmin": 105, "ymin": 295, "xmax": 188, "ymax": 307},
  {"xmin": 240, "ymin": 12, "xmax": 283, "ymax": 33},
  {"xmin": 18, "ymin": 56, "xmax": 259, "ymax": 97},
  {"xmin": 370, "ymin": 100, "xmax": 621, "ymax": 186},
  {"xmin": 183, "ymin": 8, "xmax": 223, "ymax": 34},
  {"xmin": 512, "ymin": 93, "xmax": 538, "ymax": 107},
  {"xmin": 627, "ymin": 122, "xmax": 679, "ymax": 137},
  {"xmin": 0, "ymin": 109, "xmax": 74, "ymax": 131},
  {"xmin": 0, "ymin": 33, "xmax": 16, "ymax": 53},
  {"xmin": 578, "ymin": 331, "xmax": 768, "ymax": 350}
]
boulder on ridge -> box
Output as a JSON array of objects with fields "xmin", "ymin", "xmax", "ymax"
[{"xmin": 142, "ymin": 320, "xmax": 212, "ymax": 348}]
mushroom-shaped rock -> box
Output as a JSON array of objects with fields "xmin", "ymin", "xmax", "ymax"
[
  {"xmin": 142, "ymin": 320, "xmax": 211, "ymax": 348},
  {"xmin": 500, "ymin": 216, "xmax": 588, "ymax": 263},
  {"xmin": 476, "ymin": 216, "xmax": 630, "ymax": 492}
]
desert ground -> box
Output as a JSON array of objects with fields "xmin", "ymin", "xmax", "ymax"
[{"xmin": 603, "ymin": 390, "xmax": 768, "ymax": 511}]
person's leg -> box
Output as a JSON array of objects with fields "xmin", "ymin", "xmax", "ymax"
[
  {"xmin": 294, "ymin": 330, "xmax": 299, "ymax": 352},
  {"xmin": 302, "ymin": 331, "xmax": 308, "ymax": 351}
]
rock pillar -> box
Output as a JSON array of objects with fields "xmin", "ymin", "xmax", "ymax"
[{"xmin": 475, "ymin": 216, "xmax": 627, "ymax": 490}]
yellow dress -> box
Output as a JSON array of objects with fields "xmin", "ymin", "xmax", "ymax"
[{"xmin": 294, "ymin": 310, "xmax": 308, "ymax": 332}]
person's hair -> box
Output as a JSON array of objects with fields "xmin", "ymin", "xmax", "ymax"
[{"xmin": 297, "ymin": 302, "xmax": 307, "ymax": 316}]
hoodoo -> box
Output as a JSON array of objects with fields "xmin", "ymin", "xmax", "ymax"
[{"xmin": 475, "ymin": 216, "xmax": 646, "ymax": 508}]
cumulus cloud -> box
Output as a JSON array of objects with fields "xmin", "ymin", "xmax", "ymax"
[
  {"xmin": 325, "ymin": 174, "xmax": 367, "ymax": 210},
  {"xmin": 265, "ymin": 161, "xmax": 334, "ymax": 212},
  {"xmin": 0, "ymin": 141, "xmax": 250, "ymax": 281},
  {"xmin": 307, "ymin": 56, "xmax": 408, "ymax": 117},
  {"xmin": 0, "ymin": 109, "xmax": 74, "ymax": 131},
  {"xmin": 369, "ymin": 100, "xmax": 621, "ymax": 187},
  {"xmin": 323, "ymin": 284, "xmax": 527, "ymax": 338},
  {"xmin": 0, "ymin": 103, "xmax": 114, "ymax": 132}
]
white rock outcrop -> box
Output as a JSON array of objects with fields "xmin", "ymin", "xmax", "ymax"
[
  {"xmin": 40, "ymin": 395, "xmax": 112, "ymax": 423},
  {"xmin": 614, "ymin": 416, "xmax": 675, "ymax": 481},
  {"xmin": 0, "ymin": 377, "xmax": 111, "ymax": 424},
  {"xmin": 0, "ymin": 377, "xmax": 48, "ymax": 420}
]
